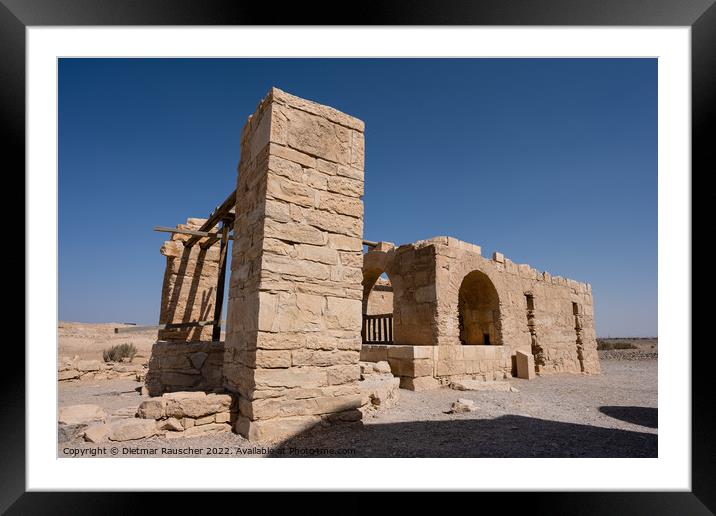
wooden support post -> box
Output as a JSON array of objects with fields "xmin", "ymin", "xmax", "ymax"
[
  {"xmin": 212, "ymin": 220, "xmax": 230, "ymax": 342},
  {"xmin": 184, "ymin": 190, "xmax": 236, "ymax": 248}
]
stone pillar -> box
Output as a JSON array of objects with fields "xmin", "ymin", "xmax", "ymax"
[
  {"xmin": 224, "ymin": 88, "xmax": 366, "ymax": 441},
  {"xmin": 157, "ymin": 218, "xmax": 221, "ymax": 342}
]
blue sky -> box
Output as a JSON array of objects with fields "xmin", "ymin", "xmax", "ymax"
[{"xmin": 59, "ymin": 58, "xmax": 657, "ymax": 337}]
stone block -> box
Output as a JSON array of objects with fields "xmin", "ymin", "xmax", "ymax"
[
  {"xmin": 58, "ymin": 404, "xmax": 106, "ymax": 426},
  {"xmin": 515, "ymin": 351, "xmax": 536, "ymax": 380},
  {"xmin": 253, "ymin": 367, "xmax": 327, "ymax": 390},
  {"xmin": 83, "ymin": 424, "xmax": 110, "ymax": 443},
  {"xmin": 387, "ymin": 357, "xmax": 434, "ymax": 378},
  {"xmin": 236, "ymin": 415, "xmax": 322, "ymax": 442},
  {"xmin": 136, "ymin": 398, "xmax": 166, "ymax": 420},
  {"xmin": 360, "ymin": 345, "xmax": 388, "ymax": 362},
  {"xmin": 449, "ymin": 398, "xmax": 476, "ymax": 413},
  {"xmin": 215, "ymin": 411, "xmax": 231, "ymax": 423},
  {"xmin": 327, "ymin": 364, "xmax": 361, "ymax": 385},
  {"xmin": 158, "ymin": 417, "xmax": 184, "ymax": 432},
  {"xmin": 183, "ymin": 422, "xmax": 232, "ymax": 438},
  {"xmin": 108, "ymin": 419, "xmax": 157, "ymax": 442},
  {"xmin": 399, "ymin": 376, "xmax": 441, "ymax": 391}
]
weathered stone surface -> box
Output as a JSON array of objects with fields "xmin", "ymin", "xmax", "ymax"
[
  {"xmin": 59, "ymin": 404, "xmax": 107, "ymax": 426},
  {"xmin": 58, "ymin": 424, "xmax": 87, "ymax": 443},
  {"xmin": 145, "ymin": 341, "xmax": 225, "ymax": 396},
  {"xmin": 190, "ymin": 352, "xmax": 208, "ymax": 370},
  {"xmin": 83, "ymin": 424, "xmax": 110, "ymax": 443},
  {"xmin": 399, "ymin": 376, "xmax": 441, "ymax": 391},
  {"xmin": 108, "ymin": 419, "xmax": 157, "ymax": 441},
  {"xmin": 163, "ymin": 391, "xmax": 232, "ymax": 419},
  {"xmin": 183, "ymin": 422, "xmax": 231, "ymax": 438},
  {"xmin": 360, "ymin": 376, "xmax": 400, "ymax": 410},
  {"xmin": 515, "ymin": 350, "xmax": 536, "ymax": 380},
  {"xmin": 215, "ymin": 411, "xmax": 231, "ymax": 423},
  {"xmin": 58, "ymin": 369, "xmax": 81, "ymax": 381},
  {"xmin": 158, "ymin": 417, "xmax": 184, "ymax": 432},
  {"xmin": 194, "ymin": 414, "xmax": 215, "ymax": 426},
  {"xmin": 449, "ymin": 398, "xmax": 476, "ymax": 413},
  {"xmin": 449, "ymin": 379, "xmax": 512, "ymax": 391},
  {"xmin": 327, "ymin": 364, "xmax": 361, "ymax": 385},
  {"xmin": 373, "ymin": 361, "xmax": 392, "ymax": 374},
  {"xmin": 136, "ymin": 398, "xmax": 166, "ymax": 419},
  {"xmin": 240, "ymin": 393, "xmax": 362, "ymax": 420},
  {"xmin": 112, "ymin": 406, "xmax": 139, "ymax": 419},
  {"xmin": 236, "ymin": 415, "xmax": 322, "ymax": 442}
]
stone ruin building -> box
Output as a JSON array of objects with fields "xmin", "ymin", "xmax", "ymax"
[{"xmin": 146, "ymin": 87, "xmax": 600, "ymax": 441}]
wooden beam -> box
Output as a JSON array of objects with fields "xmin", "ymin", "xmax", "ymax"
[
  {"xmin": 114, "ymin": 320, "xmax": 225, "ymax": 334},
  {"xmin": 154, "ymin": 226, "xmax": 222, "ymax": 238},
  {"xmin": 363, "ymin": 240, "xmax": 379, "ymax": 247},
  {"xmin": 212, "ymin": 221, "xmax": 230, "ymax": 341},
  {"xmin": 184, "ymin": 190, "xmax": 236, "ymax": 247}
]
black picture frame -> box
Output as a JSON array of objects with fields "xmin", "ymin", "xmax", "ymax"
[{"xmin": 3, "ymin": 0, "xmax": 710, "ymax": 512}]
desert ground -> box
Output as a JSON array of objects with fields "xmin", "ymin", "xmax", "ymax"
[{"xmin": 58, "ymin": 323, "xmax": 657, "ymax": 458}]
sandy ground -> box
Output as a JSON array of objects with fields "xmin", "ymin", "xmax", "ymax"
[
  {"xmin": 59, "ymin": 322, "xmax": 158, "ymax": 361},
  {"xmin": 59, "ymin": 357, "xmax": 657, "ymax": 458},
  {"xmin": 58, "ymin": 321, "xmax": 225, "ymax": 361}
]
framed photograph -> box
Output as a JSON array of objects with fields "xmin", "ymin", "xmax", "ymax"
[{"xmin": 6, "ymin": 0, "xmax": 709, "ymax": 511}]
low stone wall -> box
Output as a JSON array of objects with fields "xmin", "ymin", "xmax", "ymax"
[
  {"xmin": 58, "ymin": 356, "xmax": 148, "ymax": 382},
  {"xmin": 134, "ymin": 392, "xmax": 234, "ymax": 439},
  {"xmin": 361, "ymin": 344, "xmax": 512, "ymax": 390},
  {"xmin": 145, "ymin": 341, "xmax": 225, "ymax": 396}
]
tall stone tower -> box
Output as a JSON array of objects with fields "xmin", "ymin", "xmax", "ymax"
[{"xmin": 224, "ymin": 88, "xmax": 366, "ymax": 441}]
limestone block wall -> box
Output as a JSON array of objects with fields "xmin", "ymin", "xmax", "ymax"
[
  {"xmin": 145, "ymin": 341, "xmax": 225, "ymax": 396},
  {"xmin": 224, "ymin": 88, "xmax": 366, "ymax": 441},
  {"xmin": 361, "ymin": 236, "xmax": 599, "ymax": 387},
  {"xmin": 363, "ymin": 243, "xmax": 438, "ymax": 346},
  {"xmin": 157, "ymin": 218, "xmax": 221, "ymax": 342},
  {"xmin": 365, "ymin": 277, "xmax": 393, "ymax": 315},
  {"xmin": 431, "ymin": 237, "xmax": 599, "ymax": 376}
]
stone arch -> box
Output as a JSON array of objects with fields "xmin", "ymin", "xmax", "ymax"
[
  {"xmin": 457, "ymin": 269, "xmax": 503, "ymax": 345},
  {"xmin": 362, "ymin": 267, "xmax": 391, "ymax": 313},
  {"xmin": 361, "ymin": 249, "xmax": 396, "ymax": 315},
  {"xmin": 362, "ymin": 248, "xmax": 400, "ymax": 344},
  {"xmin": 363, "ymin": 270, "xmax": 394, "ymax": 316}
]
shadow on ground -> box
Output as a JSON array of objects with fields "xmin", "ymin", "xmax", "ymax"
[
  {"xmin": 269, "ymin": 414, "xmax": 657, "ymax": 458},
  {"xmin": 599, "ymin": 406, "xmax": 658, "ymax": 429}
]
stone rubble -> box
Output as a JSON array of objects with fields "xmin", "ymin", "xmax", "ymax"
[
  {"xmin": 58, "ymin": 404, "xmax": 107, "ymax": 443},
  {"xmin": 358, "ymin": 361, "xmax": 400, "ymax": 414},
  {"xmin": 448, "ymin": 398, "xmax": 477, "ymax": 413},
  {"xmin": 59, "ymin": 391, "xmax": 237, "ymax": 443},
  {"xmin": 58, "ymin": 355, "xmax": 148, "ymax": 383}
]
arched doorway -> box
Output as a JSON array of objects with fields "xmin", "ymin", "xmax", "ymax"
[
  {"xmin": 362, "ymin": 268, "xmax": 394, "ymax": 344},
  {"xmin": 457, "ymin": 270, "xmax": 502, "ymax": 345}
]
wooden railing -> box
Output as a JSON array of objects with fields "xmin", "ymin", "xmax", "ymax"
[{"xmin": 362, "ymin": 313, "xmax": 393, "ymax": 344}]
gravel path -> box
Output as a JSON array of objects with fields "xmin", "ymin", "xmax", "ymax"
[{"xmin": 59, "ymin": 358, "xmax": 656, "ymax": 458}]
